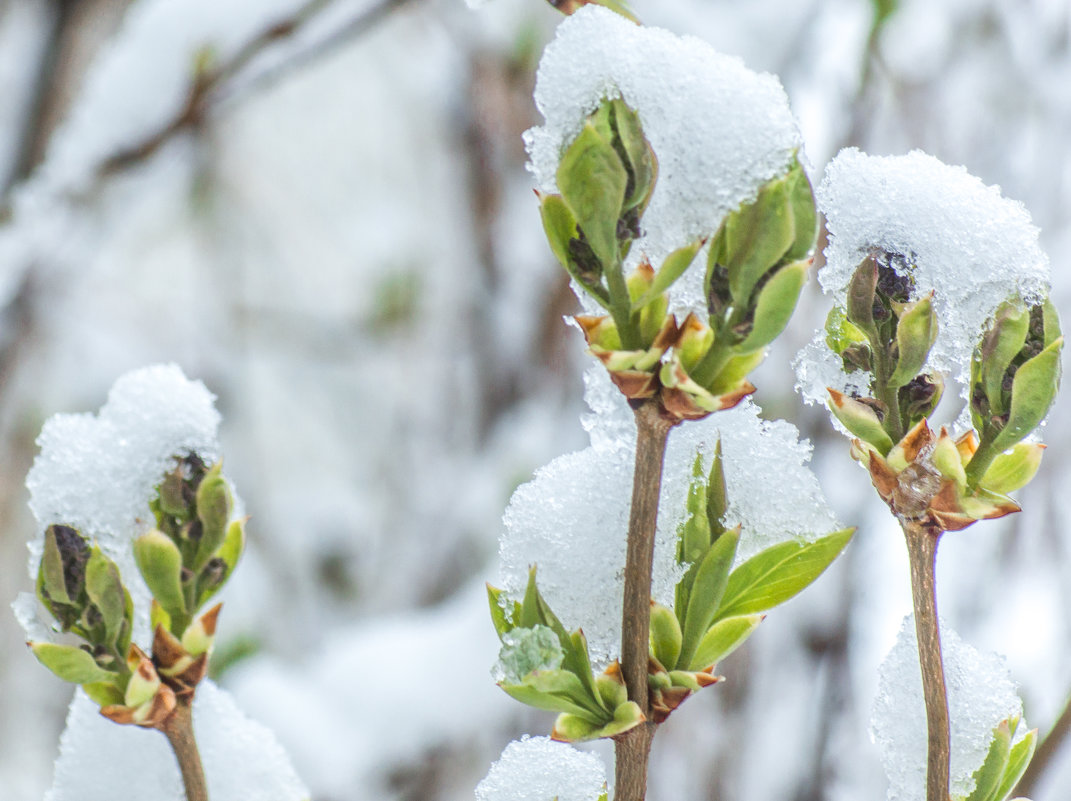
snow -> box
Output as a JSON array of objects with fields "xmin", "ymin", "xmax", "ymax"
[
  {"xmin": 798, "ymin": 148, "xmax": 1050, "ymax": 409},
  {"xmin": 493, "ymin": 623, "xmax": 565, "ymax": 684},
  {"xmin": 871, "ymin": 615, "xmax": 1024, "ymax": 801},
  {"xmin": 45, "ymin": 681, "xmax": 307, "ymax": 801},
  {"xmin": 499, "ymin": 367, "xmax": 839, "ymax": 666},
  {"xmin": 475, "ymin": 736, "xmax": 607, "ymax": 801},
  {"xmin": 23, "ymin": 364, "xmax": 221, "ymax": 641},
  {"xmin": 525, "ymin": 5, "xmax": 802, "ymax": 314}
]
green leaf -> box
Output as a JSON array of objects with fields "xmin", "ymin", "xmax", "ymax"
[
  {"xmin": 499, "ymin": 678, "xmax": 605, "ymax": 724},
  {"xmin": 556, "ymin": 122, "xmax": 628, "ymax": 271},
  {"xmin": 40, "ymin": 526, "xmax": 72, "ymax": 605},
  {"xmin": 133, "ymin": 530, "xmax": 187, "ymax": 619},
  {"xmin": 217, "ymin": 519, "xmax": 245, "ymax": 573},
  {"xmin": 610, "ymin": 99, "xmax": 655, "ymax": 212},
  {"xmin": 735, "ymin": 259, "xmax": 808, "ymax": 352},
  {"xmin": 524, "ymin": 669, "xmax": 605, "ymax": 717},
  {"xmin": 888, "ymin": 294, "xmax": 938, "ymax": 388},
  {"xmin": 715, "ymin": 528, "xmax": 854, "ymax": 620},
  {"xmin": 678, "ymin": 528, "xmax": 740, "ymax": 671},
  {"xmin": 552, "ymin": 700, "xmax": 644, "ymax": 742},
  {"xmin": 990, "ymin": 337, "xmax": 1063, "ymax": 454},
  {"xmin": 965, "ymin": 719, "xmax": 1012, "ymax": 801},
  {"xmin": 993, "ymin": 727, "xmax": 1036, "ymax": 801},
  {"xmin": 650, "ymin": 602, "xmax": 682, "ymax": 669},
  {"xmin": 29, "ymin": 642, "xmax": 119, "ymax": 685},
  {"xmin": 978, "ymin": 302, "xmax": 1029, "ymax": 414},
  {"xmin": 725, "ymin": 175, "xmax": 795, "ymax": 304},
  {"xmin": 688, "ymin": 613, "xmax": 763, "ymax": 671},
  {"xmin": 487, "ymin": 584, "xmax": 516, "ymax": 639},
  {"xmin": 84, "ymin": 548, "xmax": 126, "ymax": 646},
  {"xmin": 706, "ymin": 440, "xmax": 728, "ymax": 539},
  {"xmin": 846, "ymin": 256, "xmax": 879, "ymax": 342},
  {"xmin": 784, "ymin": 161, "xmax": 817, "ymax": 262},
  {"xmin": 82, "ymin": 680, "xmax": 125, "ymax": 706},
  {"xmin": 827, "ymin": 389, "xmax": 893, "ymax": 454},
  {"xmin": 632, "ymin": 240, "xmax": 702, "ymax": 310}
]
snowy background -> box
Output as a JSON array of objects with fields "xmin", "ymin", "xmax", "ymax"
[{"xmin": 0, "ymin": 0, "xmax": 1069, "ymax": 799}]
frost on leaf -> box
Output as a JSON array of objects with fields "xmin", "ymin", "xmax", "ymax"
[
  {"xmin": 23, "ymin": 364, "xmax": 222, "ymax": 643},
  {"xmin": 493, "ymin": 624, "xmax": 565, "ymax": 684},
  {"xmin": 871, "ymin": 616, "xmax": 1024, "ymax": 801},
  {"xmin": 46, "ymin": 681, "xmax": 307, "ymax": 801},
  {"xmin": 797, "ymin": 148, "xmax": 1050, "ymax": 410},
  {"xmin": 475, "ymin": 735, "xmax": 607, "ymax": 801},
  {"xmin": 499, "ymin": 368, "xmax": 839, "ymax": 666},
  {"xmin": 525, "ymin": 5, "xmax": 802, "ymax": 314}
]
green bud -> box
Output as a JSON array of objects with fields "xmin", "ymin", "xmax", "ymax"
[
  {"xmin": 887, "ymin": 293, "xmax": 938, "ymax": 388},
  {"xmin": 84, "ymin": 548, "xmax": 129, "ymax": 647},
  {"xmin": 594, "ymin": 673, "xmax": 627, "ymax": 710},
  {"xmin": 783, "ymin": 161, "xmax": 818, "ymax": 261},
  {"xmin": 735, "ymin": 259, "xmax": 809, "ymax": 352},
  {"xmin": 649, "ymin": 602, "xmax": 682, "ymax": 670},
  {"xmin": 123, "ymin": 652, "xmax": 161, "ymax": 708},
  {"xmin": 846, "ymin": 255, "xmax": 879, "ymax": 341},
  {"xmin": 705, "ymin": 440, "xmax": 728, "ymax": 539},
  {"xmin": 989, "ymin": 335, "xmax": 1063, "ymax": 454},
  {"xmin": 975, "ymin": 300, "xmax": 1030, "ymax": 419},
  {"xmin": 930, "ymin": 429, "xmax": 967, "ymax": 490},
  {"xmin": 715, "ymin": 173, "xmax": 795, "ymax": 307},
  {"xmin": 688, "ymin": 613, "xmax": 763, "ymax": 671},
  {"xmin": 194, "ymin": 462, "xmax": 231, "ymax": 570},
  {"xmin": 39, "ymin": 525, "xmax": 89, "ymax": 608},
  {"xmin": 181, "ymin": 603, "xmax": 221, "ymax": 656},
  {"xmin": 827, "ymin": 388, "xmax": 894, "ymax": 454},
  {"xmin": 556, "ymin": 117, "xmax": 628, "ymax": 271},
  {"xmin": 29, "ymin": 642, "xmax": 119, "ymax": 686},
  {"xmin": 978, "ymin": 443, "xmax": 1045, "ymax": 495},
  {"xmin": 133, "ymin": 530, "xmax": 187, "ymax": 620}
]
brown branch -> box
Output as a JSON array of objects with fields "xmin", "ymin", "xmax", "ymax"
[
  {"xmin": 615, "ymin": 400, "xmax": 675, "ymax": 801},
  {"xmin": 160, "ymin": 699, "xmax": 209, "ymax": 801},
  {"xmin": 903, "ymin": 519, "xmax": 950, "ymax": 801}
]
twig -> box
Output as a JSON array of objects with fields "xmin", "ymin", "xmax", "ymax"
[
  {"xmin": 903, "ymin": 519, "xmax": 950, "ymax": 801},
  {"xmin": 160, "ymin": 699, "xmax": 209, "ymax": 801},
  {"xmin": 615, "ymin": 400, "xmax": 675, "ymax": 801}
]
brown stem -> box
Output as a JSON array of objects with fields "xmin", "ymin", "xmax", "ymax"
[
  {"xmin": 615, "ymin": 401, "xmax": 675, "ymax": 801},
  {"xmin": 903, "ymin": 520, "xmax": 950, "ymax": 801},
  {"xmin": 160, "ymin": 699, "xmax": 209, "ymax": 801}
]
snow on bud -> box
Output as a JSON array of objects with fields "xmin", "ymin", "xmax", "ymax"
[{"xmin": 493, "ymin": 624, "xmax": 565, "ymax": 685}]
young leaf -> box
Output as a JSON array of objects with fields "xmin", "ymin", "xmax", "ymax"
[
  {"xmin": 677, "ymin": 528, "xmax": 740, "ymax": 671},
  {"xmin": 988, "ymin": 337, "xmax": 1063, "ymax": 454},
  {"xmin": 714, "ymin": 528, "xmax": 854, "ymax": 620},
  {"xmin": 993, "ymin": 727, "xmax": 1036, "ymax": 801},
  {"xmin": 650, "ymin": 602, "xmax": 682, "ymax": 670},
  {"xmin": 29, "ymin": 643, "xmax": 119, "ymax": 685},
  {"xmin": 735, "ymin": 259, "xmax": 808, "ymax": 353},
  {"xmin": 84, "ymin": 549, "xmax": 126, "ymax": 646},
  {"xmin": 964, "ymin": 719, "xmax": 1012, "ymax": 801},
  {"xmin": 487, "ymin": 584, "xmax": 516, "ymax": 640},
  {"xmin": 133, "ymin": 530, "xmax": 187, "ymax": 619},
  {"xmin": 688, "ymin": 613, "xmax": 763, "ymax": 671},
  {"xmin": 725, "ymin": 176, "xmax": 795, "ymax": 305},
  {"xmin": 887, "ymin": 294, "xmax": 937, "ymax": 388},
  {"xmin": 632, "ymin": 240, "xmax": 703, "ymax": 310}
]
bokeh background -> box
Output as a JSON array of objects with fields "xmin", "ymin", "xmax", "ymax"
[{"xmin": 0, "ymin": 0, "xmax": 1069, "ymax": 799}]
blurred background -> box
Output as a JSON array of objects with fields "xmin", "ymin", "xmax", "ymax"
[{"xmin": 0, "ymin": 0, "xmax": 1068, "ymax": 799}]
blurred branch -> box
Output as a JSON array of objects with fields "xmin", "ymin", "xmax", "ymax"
[{"xmin": 101, "ymin": 0, "xmax": 417, "ymax": 177}]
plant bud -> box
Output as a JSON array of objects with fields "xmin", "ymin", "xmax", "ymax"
[
  {"xmin": 827, "ymin": 388, "xmax": 893, "ymax": 454},
  {"xmin": 978, "ymin": 443, "xmax": 1045, "ymax": 495},
  {"xmin": 181, "ymin": 603, "xmax": 222, "ymax": 656},
  {"xmin": 887, "ymin": 293, "xmax": 938, "ymax": 388},
  {"xmin": 649, "ymin": 602, "xmax": 682, "ymax": 670},
  {"xmin": 133, "ymin": 530, "xmax": 187, "ymax": 621},
  {"xmin": 194, "ymin": 462, "xmax": 231, "ymax": 568}
]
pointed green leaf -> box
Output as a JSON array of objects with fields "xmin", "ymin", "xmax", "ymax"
[
  {"xmin": 978, "ymin": 443, "xmax": 1045, "ymax": 495},
  {"xmin": 217, "ymin": 519, "xmax": 245, "ymax": 574},
  {"xmin": 499, "ymin": 680, "xmax": 605, "ymax": 724},
  {"xmin": 552, "ymin": 701, "xmax": 644, "ymax": 742},
  {"xmin": 678, "ymin": 528, "xmax": 740, "ymax": 671},
  {"xmin": 29, "ymin": 642, "xmax": 119, "ymax": 685},
  {"xmin": 133, "ymin": 530, "xmax": 187, "ymax": 619},
  {"xmin": 827, "ymin": 389, "xmax": 894, "ymax": 454},
  {"xmin": 846, "ymin": 256, "xmax": 879, "ymax": 342},
  {"xmin": 610, "ymin": 99, "xmax": 655, "ymax": 212},
  {"xmin": 715, "ymin": 528, "xmax": 854, "ymax": 620},
  {"xmin": 688, "ymin": 613, "xmax": 763, "ymax": 671},
  {"xmin": 736, "ymin": 259, "xmax": 808, "ymax": 352},
  {"xmin": 725, "ymin": 176, "xmax": 795, "ymax": 304},
  {"xmin": 706, "ymin": 440, "xmax": 728, "ymax": 539},
  {"xmin": 556, "ymin": 122, "xmax": 628, "ymax": 271},
  {"xmin": 993, "ymin": 728, "xmax": 1036, "ymax": 801},
  {"xmin": 524, "ymin": 669, "xmax": 605, "ymax": 717},
  {"xmin": 595, "ymin": 673, "xmax": 627, "ymax": 710},
  {"xmin": 888, "ymin": 294, "xmax": 938, "ymax": 388},
  {"xmin": 632, "ymin": 240, "xmax": 703, "ymax": 310},
  {"xmin": 784, "ymin": 161, "xmax": 817, "ymax": 261},
  {"xmin": 85, "ymin": 548, "xmax": 126, "ymax": 645},
  {"xmin": 40, "ymin": 527, "xmax": 71, "ymax": 605},
  {"xmin": 978, "ymin": 302, "xmax": 1029, "ymax": 414},
  {"xmin": 650, "ymin": 602, "xmax": 682, "ymax": 670},
  {"xmin": 965, "ymin": 719, "xmax": 1012, "ymax": 801},
  {"xmin": 487, "ymin": 584, "xmax": 516, "ymax": 640},
  {"xmin": 990, "ymin": 337, "xmax": 1063, "ymax": 454}
]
